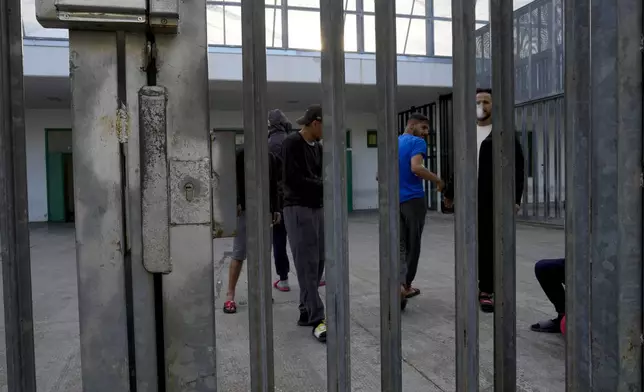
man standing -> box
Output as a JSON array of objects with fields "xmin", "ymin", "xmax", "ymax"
[
  {"xmin": 398, "ymin": 113, "xmax": 445, "ymax": 303},
  {"xmin": 267, "ymin": 109, "xmax": 293, "ymax": 292},
  {"xmin": 444, "ymin": 88, "xmax": 525, "ymax": 313},
  {"xmin": 282, "ymin": 104, "xmax": 326, "ymax": 343},
  {"xmin": 223, "ymin": 146, "xmax": 281, "ymax": 314}
]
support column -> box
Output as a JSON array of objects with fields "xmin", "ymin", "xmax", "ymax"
[
  {"xmin": 241, "ymin": 0, "xmax": 275, "ymax": 391},
  {"xmin": 0, "ymin": 0, "xmax": 37, "ymax": 389},
  {"xmin": 451, "ymin": 0, "xmax": 479, "ymax": 389},
  {"xmin": 320, "ymin": 0, "xmax": 351, "ymax": 391},
  {"xmin": 374, "ymin": 0, "xmax": 402, "ymax": 390}
]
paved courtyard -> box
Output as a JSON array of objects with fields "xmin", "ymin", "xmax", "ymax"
[{"xmin": 0, "ymin": 212, "xmax": 565, "ymax": 391}]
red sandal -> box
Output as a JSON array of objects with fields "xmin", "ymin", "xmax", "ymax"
[
  {"xmin": 223, "ymin": 300, "xmax": 237, "ymax": 314},
  {"xmin": 479, "ymin": 292, "xmax": 494, "ymax": 313}
]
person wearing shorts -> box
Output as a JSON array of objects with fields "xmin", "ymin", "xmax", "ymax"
[{"xmin": 223, "ymin": 146, "xmax": 281, "ymax": 314}]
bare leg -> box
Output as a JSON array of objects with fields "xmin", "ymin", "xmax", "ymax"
[{"xmin": 226, "ymin": 259, "xmax": 244, "ymax": 302}]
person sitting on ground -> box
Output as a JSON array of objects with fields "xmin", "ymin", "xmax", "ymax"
[
  {"xmin": 530, "ymin": 258, "xmax": 565, "ymax": 333},
  {"xmin": 223, "ymin": 146, "xmax": 282, "ymax": 314}
]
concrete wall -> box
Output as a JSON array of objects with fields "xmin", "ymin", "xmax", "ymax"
[{"xmin": 24, "ymin": 109, "xmax": 380, "ymax": 222}]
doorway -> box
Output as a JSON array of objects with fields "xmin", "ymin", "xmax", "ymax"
[{"xmin": 46, "ymin": 129, "xmax": 74, "ymax": 222}]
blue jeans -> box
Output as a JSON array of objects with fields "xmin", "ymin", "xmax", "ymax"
[{"xmin": 273, "ymin": 220, "xmax": 290, "ymax": 281}]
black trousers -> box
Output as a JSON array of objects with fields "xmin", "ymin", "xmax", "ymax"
[
  {"xmin": 535, "ymin": 258, "xmax": 566, "ymax": 314},
  {"xmin": 478, "ymin": 210, "xmax": 495, "ymax": 294},
  {"xmin": 399, "ymin": 197, "xmax": 427, "ymax": 286},
  {"xmin": 272, "ymin": 220, "xmax": 290, "ymax": 281}
]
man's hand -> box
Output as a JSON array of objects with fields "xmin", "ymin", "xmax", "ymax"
[
  {"xmin": 272, "ymin": 212, "xmax": 282, "ymax": 225},
  {"xmin": 444, "ymin": 198, "xmax": 453, "ymax": 209},
  {"xmin": 437, "ymin": 179, "xmax": 446, "ymax": 193}
]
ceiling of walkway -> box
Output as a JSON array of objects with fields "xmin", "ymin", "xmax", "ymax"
[{"xmin": 24, "ymin": 77, "xmax": 451, "ymax": 113}]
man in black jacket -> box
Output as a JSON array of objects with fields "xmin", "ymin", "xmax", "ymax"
[
  {"xmin": 223, "ymin": 146, "xmax": 282, "ymax": 314},
  {"xmin": 268, "ymin": 109, "xmax": 294, "ymax": 292},
  {"xmin": 282, "ymin": 104, "xmax": 327, "ymax": 343},
  {"xmin": 444, "ymin": 88, "xmax": 525, "ymax": 313}
]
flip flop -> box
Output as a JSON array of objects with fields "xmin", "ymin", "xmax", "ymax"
[
  {"xmin": 223, "ymin": 300, "xmax": 237, "ymax": 314},
  {"xmin": 479, "ymin": 293, "xmax": 494, "ymax": 313},
  {"xmin": 405, "ymin": 287, "xmax": 421, "ymax": 299}
]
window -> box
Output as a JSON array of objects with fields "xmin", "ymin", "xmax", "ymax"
[
  {"xmin": 433, "ymin": 20, "xmax": 452, "ymax": 56},
  {"xmin": 396, "ymin": 0, "xmax": 426, "ymax": 16},
  {"xmin": 288, "ymin": 0, "xmax": 319, "ymax": 8},
  {"xmin": 266, "ymin": 7, "xmax": 283, "ymax": 47},
  {"xmin": 396, "ymin": 18, "xmax": 426, "ymax": 55},
  {"xmin": 363, "ymin": 14, "xmax": 376, "ymax": 53},
  {"xmin": 367, "ymin": 130, "xmax": 378, "ymax": 148},
  {"xmin": 288, "ymin": 10, "xmax": 321, "ymax": 50},
  {"xmin": 344, "ymin": 14, "xmax": 358, "ymax": 52},
  {"xmin": 433, "ymin": 0, "xmax": 451, "ymax": 18}
]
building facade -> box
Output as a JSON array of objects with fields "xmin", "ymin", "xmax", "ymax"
[{"xmin": 20, "ymin": 0, "xmax": 540, "ymax": 223}]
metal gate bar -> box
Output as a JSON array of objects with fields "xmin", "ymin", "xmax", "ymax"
[
  {"xmin": 320, "ymin": 0, "xmax": 352, "ymax": 390},
  {"xmin": 374, "ymin": 0, "xmax": 403, "ymax": 390},
  {"xmin": 241, "ymin": 1, "xmax": 275, "ymax": 390},
  {"xmin": 450, "ymin": 0, "xmax": 479, "ymax": 389},
  {"xmin": 0, "ymin": 0, "xmax": 37, "ymax": 389},
  {"xmin": 563, "ymin": 0, "xmax": 592, "ymax": 386},
  {"xmin": 587, "ymin": 0, "xmax": 642, "ymax": 388},
  {"xmin": 490, "ymin": 0, "xmax": 518, "ymax": 388}
]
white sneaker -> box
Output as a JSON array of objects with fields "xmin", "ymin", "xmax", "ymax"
[
  {"xmin": 313, "ymin": 320, "xmax": 327, "ymax": 343},
  {"xmin": 273, "ymin": 279, "xmax": 290, "ymax": 292}
]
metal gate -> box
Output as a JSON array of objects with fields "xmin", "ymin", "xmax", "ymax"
[{"xmin": 1, "ymin": 0, "xmax": 642, "ymax": 391}]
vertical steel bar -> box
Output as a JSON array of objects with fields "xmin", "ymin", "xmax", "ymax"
[
  {"xmin": 521, "ymin": 106, "xmax": 528, "ymax": 218},
  {"xmin": 588, "ymin": 0, "xmax": 642, "ymax": 388},
  {"xmin": 124, "ymin": 33, "xmax": 159, "ymax": 392},
  {"xmin": 69, "ymin": 31, "xmax": 130, "ymax": 390},
  {"xmin": 451, "ymin": 0, "xmax": 479, "ymax": 389},
  {"xmin": 532, "ymin": 106, "xmax": 539, "ymax": 218},
  {"xmin": 0, "ymin": 0, "xmax": 37, "ymax": 389},
  {"xmin": 154, "ymin": 0, "xmax": 217, "ymax": 388},
  {"xmin": 374, "ymin": 0, "xmax": 402, "ymax": 390},
  {"xmin": 543, "ymin": 101, "xmax": 551, "ymax": 219},
  {"xmin": 553, "ymin": 98, "xmax": 561, "ymax": 219},
  {"xmin": 490, "ymin": 0, "xmax": 517, "ymax": 387},
  {"xmin": 564, "ymin": 0, "xmax": 592, "ymax": 386},
  {"xmin": 320, "ymin": 0, "xmax": 351, "ymax": 390},
  {"xmin": 241, "ymin": 0, "xmax": 275, "ymax": 390}
]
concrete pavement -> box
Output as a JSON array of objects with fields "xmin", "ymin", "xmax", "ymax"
[{"xmin": 0, "ymin": 213, "xmax": 565, "ymax": 391}]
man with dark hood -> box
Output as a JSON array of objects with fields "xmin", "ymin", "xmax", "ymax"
[{"xmin": 268, "ymin": 109, "xmax": 294, "ymax": 291}]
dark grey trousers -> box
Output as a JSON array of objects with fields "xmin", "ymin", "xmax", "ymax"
[
  {"xmin": 400, "ymin": 197, "xmax": 427, "ymax": 286},
  {"xmin": 283, "ymin": 205, "xmax": 325, "ymax": 325}
]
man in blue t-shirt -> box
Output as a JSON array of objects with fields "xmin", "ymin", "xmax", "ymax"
[{"xmin": 398, "ymin": 113, "xmax": 444, "ymax": 303}]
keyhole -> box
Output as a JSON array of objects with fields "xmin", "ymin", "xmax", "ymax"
[{"xmin": 184, "ymin": 183, "xmax": 195, "ymax": 201}]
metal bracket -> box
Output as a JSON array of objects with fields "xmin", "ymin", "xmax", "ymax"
[
  {"xmin": 36, "ymin": 0, "xmax": 179, "ymax": 33},
  {"xmin": 140, "ymin": 86, "xmax": 172, "ymax": 274}
]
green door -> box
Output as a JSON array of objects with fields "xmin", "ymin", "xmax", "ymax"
[
  {"xmin": 46, "ymin": 129, "xmax": 73, "ymax": 222},
  {"xmin": 346, "ymin": 130, "xmax": 353, "ymax": 213},
  {"xmin": 47, "ymin": 152, "xmax": 66, "ymax": 222}
]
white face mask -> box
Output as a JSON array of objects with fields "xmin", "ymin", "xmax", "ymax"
[{"xmin": 476, "ymin": 104, "xmax": 486, "ymax": 120}]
